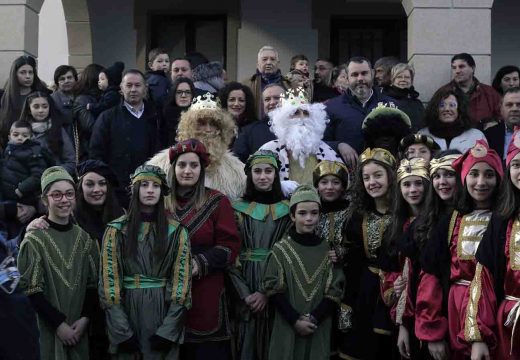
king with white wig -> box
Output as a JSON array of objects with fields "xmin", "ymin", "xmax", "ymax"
[
  {"xmin": 260, "ymin": 88, "xmax": 343, "ymax": 189},
  {"xmin": 147, "ymin": 92, "xmax": 246, "ymax": 201}
]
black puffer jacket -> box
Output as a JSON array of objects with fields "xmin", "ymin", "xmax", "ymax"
[{"xmin": 1, "ymin": 140, "xmax": 50, "ymax": 205}]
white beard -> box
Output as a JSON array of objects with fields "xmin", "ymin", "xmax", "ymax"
[{"xmin": 269, "ymin": 103, "xmax": 328, "ymax": 168}]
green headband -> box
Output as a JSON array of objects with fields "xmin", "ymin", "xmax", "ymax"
[
  {"xmin": 289, "ymin": 184, "xmax": 321, "ymax": 208},
  {"xmin": 245, "ymin": 150, "xmax": 280, "ymax": 173}
]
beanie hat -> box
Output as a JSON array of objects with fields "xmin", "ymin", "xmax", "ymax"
[
  {"xmin": 169, "ymin": 139, "xmax": 210, "ymax": 168},
  {"xmin": 130, "ymin": 164, "xmax": 169, "ymax": 195},
  {"xmin": 77, "ymin": 160, "xmax": 118, "ymax": 186},
  {"xmin": 452, "ymin": 140, "xmax": 503, "ymax": 185},
  {"xmin": 103, "ymin": 61, "xmax": 125, "ymax": 87},
  {"xmin": 289, "ymin": 184, "xmax": 321, "ymax": 209},
  {"xmin": 506, "ymin": 131, "xmax": 520, "ymax": 167},
  {"xmin": 192, "ymin": 61, "xmax": 223, "ymax": 82},
  {"xmin": 41, "ymin": 166, "xmax": 74, "ymax": 193}
]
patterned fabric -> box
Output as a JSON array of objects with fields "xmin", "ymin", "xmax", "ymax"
[{"xmin": 259, "ymin": 139, "xmax": 343, "ymax": 181}]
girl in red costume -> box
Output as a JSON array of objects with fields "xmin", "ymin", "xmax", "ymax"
[
  {"xmin": 379, "ymin": 158, "xmax": 430, "ymax": 357},
  {"xmin": 467, "ymin": 132, "xmax": 520, "ymax": 360},
  {"xmin": 416, "ymin": 140, "xmax": 503, "ymax": 360}
]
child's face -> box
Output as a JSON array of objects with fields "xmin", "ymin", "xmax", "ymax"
[
  {"xmin": 98, "ymin": 72, "xmax": 109, "ymax": 91},
  {"xmin": 290, "ymin": 201, "xmax": 320, "ymax": 234},
  {"xmin": 29, "ymin": 97, "xmax": 50, "ymax": 122},
  {"xmin": 294, "ymin": 60, "xmax": 309, "ymax": 74},
  {"xmin": 8, "ymin": 126, "xmax": 31, "ymax": 144},
  {"xmin": 149, "ymin": 54, "xmax": 170, "ymax": 73}
]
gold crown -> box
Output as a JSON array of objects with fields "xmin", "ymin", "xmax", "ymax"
[
  {"xmin": 429, "ymin": 154, "xmax": 461, "ymax": 176},
  {"xmin": 313, "ymin": 160, "xmax": 349, "ymax": 187},
  {"xmin": 280, "ymin": 87, "xmax": 308, "ymax": 107},
  {"xmin": 360, "ymin": 148, "xmax": 396, "ymax": 168},
  {"xmin": 397, "ymin": 158, "xmax": 429, "ymax": 182},
  {"xmin": 190, "ymin": 92, "xmax": 221, "ymax": 111}
]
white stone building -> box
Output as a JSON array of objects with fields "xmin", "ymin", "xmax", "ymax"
[{"xmin": 0, "ymin": 0, "xmax": 518, "ymax": 101}]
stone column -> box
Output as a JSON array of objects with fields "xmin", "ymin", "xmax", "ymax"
[
  {"xmin": 0, "ymin": 0, "xmax": 43, "ymax": 83},
  {"xmin": 402, "ymin": 0, "xmax": 494, "ymax": 101},
  {"xmin": 237, "ymin": 0, "xmax": 318, "ymax": 81},
  {"xmin": 61, "ymin": 0, "xmax": 93, "ymax": 70}
]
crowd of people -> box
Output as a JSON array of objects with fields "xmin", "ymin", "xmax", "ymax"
[{"xmin": 0, "ymin": 44, "xmax": 519, "ymax": 360}]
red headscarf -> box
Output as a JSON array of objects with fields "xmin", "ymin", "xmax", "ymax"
[
  {"xmin": 506, "ymin": 131, "xmax": 520, "ymax": 168},
  {"xmin": 452, "ymin": 139, "xmax": 503, "ymax": 184},
  {"xmin": 168, "ymin": 138, "xmax": 210, "ymax": 168}
]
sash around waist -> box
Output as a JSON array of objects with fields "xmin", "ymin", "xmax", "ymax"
[
  {"xmin": 239, "ymin": 248, "xmax": 270, "ymax": 262},
  {"xmin": 123, "ymin": 274, "xmax": 167, "ymax": 289}
]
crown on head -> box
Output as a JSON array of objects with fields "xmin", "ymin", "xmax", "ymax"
[
  {"xmin": 360, "ymin": 147, "xmax": 396, "ymax": 168},
  {"xmin": 280, "ymin": 87, "xmax": 308, "ymax": 107},
  {"xmin": 191, "ymin": 92, "xmax": 221, "ymax": 111}
]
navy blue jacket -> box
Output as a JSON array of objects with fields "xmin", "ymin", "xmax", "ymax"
[
  {"xmin": 324, "ymin": 89, "xmax": 395, "ymax": 153},
  {"xmin": 232, "ymin": 116, "xmax": 276, "ymax": 163},
  {"xmin": 89, "ymin": 101, "xmax": 161, "ymax": 207},
  {"xmin": 145, "ymin": 70, "xmax": 171, "ymax": 110}
]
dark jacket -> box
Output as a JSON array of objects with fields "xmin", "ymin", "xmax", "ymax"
[
  {"xmin": 88, "ymin": 86, "xmax": 121, "ymax": 118},
  {"xmin": 324, "ymin": 89, "xmax": 396, "ymax": 153},
  {"xmin": 73, "ymin": 91, "xmax": 99, "ymax": 161},
  {"xmin": 381, "ymin": 85, "xmax": 425, "ymax": 131},
  {"xmin": 483, "ymin": 121, "xmax": 507, "ymax": 161},
  {"xmin": 162, "ymin": 104, "xmax": 189, "ymax": 147},
  {"xmin": 242, "ymin": 71, "xmax": 291, "ymax": 119},
  {"xmin": 51, "ymin": 90, "xmax": 74, "ymax": 141},
  {"xmin": 232, "ymin": 116, "xmax": 276, "ymax": 163},
  {"xmin": 1, "ymin": 140, "xmax": 48, "ymax": 205},
  {"xmin": 89, "ymin": 100, "xmax": 161, "ymax": 207},
  {"xmin": 146, "ymin": 70, "xmax": 171, "ymax": 110},
  {"xmin": 312, "ymin": 82, "xmax": 340, "ymax": 103}
]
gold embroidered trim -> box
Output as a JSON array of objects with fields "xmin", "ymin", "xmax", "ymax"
[
  {"xmin": 464, "ymin": 263, "xmax": 483, "ymax": 342},
  {"xmin": 457, "ymin": 210, "xmax": 492, "ymax": 260},
  {"xmin": 25, "ymin": 229, "xmax": 90, "ymax": 291},
  {"xmin": 362, "ymin": 212, "xmax": 390, "ymax": 259},
  {"xmin": 274, "ymin": 239, "xmax": 330, "ymax": 302},
  {"xmin": 395, "ymin": 258, "xmax": 410, "ymax": 325},
  {"xmin": 510, "ymin": 218, "xmax": 520, "ymax": 270},
  {"xmin": 447, "ymin": 210, "xmax": 459, "ymax": 244}
]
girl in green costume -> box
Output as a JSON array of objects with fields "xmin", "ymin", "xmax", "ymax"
[
  {"xmin": 230, "ymin": 150, "xmax": 292, "ymax": 360},
  {"xmin": 18, "ymin": 166, "xmax": 100, "ymax": 360},
  {"xmin": 262, "ymin": 185, "xmax": 345, "ymax": 360},
  {"xmin": 99, "ymin": 165, "xmax": 191, "ymax": 359}
]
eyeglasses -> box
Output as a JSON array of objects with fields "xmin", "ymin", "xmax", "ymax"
[
  {"xmin": 439, "ymin": 101, "xmax": 458, "ymax": 110},
  {"xmin": 47, "ymin": 190, "xmax": 76, "ymax": 201},
  {"xmin": 176, "ymin": 90, "xmax": 192, "ymax": 96}
]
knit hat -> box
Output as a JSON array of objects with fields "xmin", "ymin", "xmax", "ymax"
[
  {"xmin": 169, "ymin": 139, "xmax": 210, "ymax": 168},
  {"xmin": 452, "ymin": 140, "xmax": 503, "ymax": 184},
  {"xmin": 130, "ymin": 164, "xmax": 169, "ymax": 195},
  {"xmin": 506, "ymin": 131, "xmax": 520, "ymax": 167},
  {"xmin": 397, "ymin": 158, "xmax": 429, "ymax": 182},
  {"xmin": 77, "ymin": 160, "xmax": 118, "ymax": 186},
  {"xmin": 245, "ymin": 150, "xmax": 280, "ymax": 172},
  {"xmin": 398, "ymin": 133, "xmax": 440, "ymax": 158},
  {"xmin": 192, "ymin": 61, "xmax": 223, "ymax": 82},
  {"xmin": 312, "ymin": 160, "xmax": 349, "ymax": 188},
  {"xmin": 41, "ymin": 166, "xmax": 74, "ymax": 192},
  {"xmin": 103, "ymin": 61, "xmax": 125, "ymax": 87},
  {"xmin": 289, "ymin": 184, "xmax": 321, "ymax": 209}
]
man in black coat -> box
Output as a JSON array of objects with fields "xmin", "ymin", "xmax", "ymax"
[
  {"xmin": 484, "ymin": 87, "xmax": 520, "ymax": 161},
  {"xmin": 90, "ymin": 69, "xmax": 161, "ymax": 208}
]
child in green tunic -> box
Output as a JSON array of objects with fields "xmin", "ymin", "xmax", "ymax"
[
  {"xmin": 99, "ymin": 165, "xmax": 191, "ymax": 360},
  {"xmin": 262, "ymin": 185, "xmax": 345, "ymax": 360},
  {"xmin": 17, "ymin": 166, "xmax": 100, "ymax": 360}
]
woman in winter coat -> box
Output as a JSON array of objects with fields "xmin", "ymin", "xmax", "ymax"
[
  {"xmin": 162, "ymin": 77, "xmax": 195, "ymax": 146},
  {"xmin": 382, "ymin": 63, "xmax": 425, "ymax": 132},
  {"xmin": 0, "ymin": 55, "xmax": 49, "ymax": 148}
]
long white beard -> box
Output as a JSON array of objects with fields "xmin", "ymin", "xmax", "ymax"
[{"xmin": 270, "ymin": 103, "xmax": 328, "ymax": 168}]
